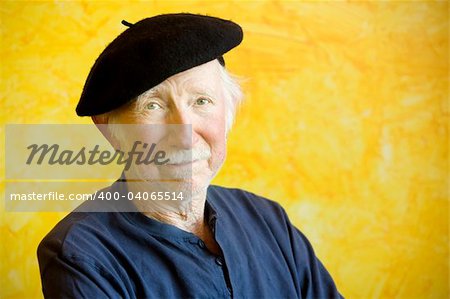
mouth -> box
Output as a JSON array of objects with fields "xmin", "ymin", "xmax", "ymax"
[{"xmin": 165, "ymin": 159, "xmax": 201, "ymax": 167}]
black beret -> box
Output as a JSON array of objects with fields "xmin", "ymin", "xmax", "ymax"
[{"xmin": 76, "ymin": 13, "xmax": 243, "ymax": 116}]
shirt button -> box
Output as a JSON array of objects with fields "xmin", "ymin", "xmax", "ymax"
[
  {"xmin": 198, "ymin": 239, "xmax": 206, "ymax": 249},
  {"xmin": 209, "ymin": 218, "xmax": 216, "ymax": 232},
  {"xmin": 215, "ymin": 256, "xmax": 224, "ymax": 266}
]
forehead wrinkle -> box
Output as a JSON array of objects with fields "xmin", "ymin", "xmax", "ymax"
[
  {"xmin": 146, "ymin": 61, "xmax": 223, "ymax": 102},
  {"xmin": 159, "ymin": 74, "xmax": 218, "ymax": 100},
  {"xmin": 150, "ymin": 78, "xmax": 187, "ymax": 104}
]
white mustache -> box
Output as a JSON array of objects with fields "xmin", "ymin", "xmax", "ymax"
[{"xmin": 165, "ymin": 148, "xmax": 211, "ymax": 164}]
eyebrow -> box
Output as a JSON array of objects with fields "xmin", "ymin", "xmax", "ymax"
[
  {"xmin": 142, "ymin": 88, "xmax": 159, "ymax": 97},
  {"xmin": 186, "ymin": 82, "xmax": 218, "ymax": 96}
]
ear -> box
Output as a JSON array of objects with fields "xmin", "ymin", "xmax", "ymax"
[{"xmin": 91, "ymin": 115, "xmax": 121, "ymax": 150}]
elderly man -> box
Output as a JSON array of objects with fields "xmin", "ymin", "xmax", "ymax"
[{"xmin": 38, "ymin": 13, "xmax": 343, "ymax": 298}]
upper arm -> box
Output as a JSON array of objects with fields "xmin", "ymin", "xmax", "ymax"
[
  {"xmin": 272, "ymin": 203, "xmax": 343, "ymax": 299},
  {"xmin": 241, "ymin": 191, "xmax": 343, "ymax": 298},
  {"xmin": 291, "ymin": 226, "xmax": 343, "ymax": 299},
  {"xmin": 37, "ymin": 226, "xmax": 128, "ymax": 299},
  {"xmin": 39, "ymin": 254, "xmax": 123, "ymax": 299}
]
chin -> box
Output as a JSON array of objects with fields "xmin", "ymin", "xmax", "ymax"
[
  {"xmin": 125, "ymin": 162, "xmax": 218, "ymax": 198},
  {"xmin": 167, "ymin": 176, "xmax": 211, "ymax": 201}
]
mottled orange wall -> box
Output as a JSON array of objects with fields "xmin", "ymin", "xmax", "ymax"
[{"xmin": 1, "ymin": 1, "xmax": 448, "ymax": 298}]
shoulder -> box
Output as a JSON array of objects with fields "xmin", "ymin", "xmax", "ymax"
[
  {"xmin": 207, "ymin": 185, "xmax": 290, "ymax": 228},
  {"xmin": 208, "ymin": 184, "xmax": 283, "ymax": 208},
  {"xmin": 37, "ymin": 211, "xmax": 108, "ymax": 266},
  {"xmin": 207, "ymin": 185, "xmax": 316, "ymax": 250}
]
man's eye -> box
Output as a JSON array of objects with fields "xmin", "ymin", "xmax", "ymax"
[
  {"xmin": 195, "ymin": 97, "xmax": 211, "ymax": 106},
  {"xmin": 146, "ymin": 102, "xmax": 162, "ymax": 110}
]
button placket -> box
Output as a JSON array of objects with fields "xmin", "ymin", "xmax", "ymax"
[
  {"xmin": 207, "ymin": 214, "xmax": 233, "ymax": 297},
  {"xmin": 212, "ymin": 255, "xmax": 232, "ymax": 297}
]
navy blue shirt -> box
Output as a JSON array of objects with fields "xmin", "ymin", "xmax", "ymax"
[{"xmin": 38, "ymin": 180, "xmax": 343, "ymax": 298}]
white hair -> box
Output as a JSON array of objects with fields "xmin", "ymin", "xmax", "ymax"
[{"xmin": 217, "ymin": 65, "xmax": 244, "ymax": 132}]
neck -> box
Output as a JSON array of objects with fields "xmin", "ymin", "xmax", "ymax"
[
  {"xmin": 127, "ymin": 182, "xmax": 208, "ymax": 235},
  {"xmin": 127, "ymin": 182, "xmax": 222, "ymax": 255},
  {"xmin": 144, "ymin": 191, "xmax": 207, "ymax": 234}
]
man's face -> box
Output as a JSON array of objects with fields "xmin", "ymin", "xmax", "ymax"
[{"xmin": 111, "ymin": 60, "xmax": 229, "ymax": 196}]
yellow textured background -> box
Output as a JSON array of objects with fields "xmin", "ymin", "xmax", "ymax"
[{"xmin": 0, "ymin": 1, "xmax": 448, "ymax": 298}]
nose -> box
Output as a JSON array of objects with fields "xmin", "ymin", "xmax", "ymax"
[
  {"xmin": 165, "ymin": 109, "xmax": 196, "ymax": 149},
  {"xmin": 169, "ymin": 107, "xmax": 191, "ymax": 126}
]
